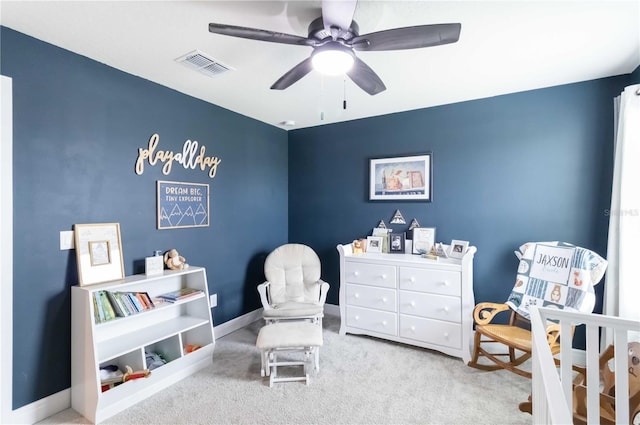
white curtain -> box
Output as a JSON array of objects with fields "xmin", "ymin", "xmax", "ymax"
[{"xmin": 603, "ymin": 84, "xmax": 640, "ymax": 346}]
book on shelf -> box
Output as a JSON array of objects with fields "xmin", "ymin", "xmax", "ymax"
[
  {"xmin": 106, "ymin": 291, "xmax": 128, "ymax": 318},
  {"xmin": 99, "ymin": 291, "xmax": 116, "ymax": 321},
  {"xmin": 157, "ymin": 287, "xmax": 203, "ymax": 302}
]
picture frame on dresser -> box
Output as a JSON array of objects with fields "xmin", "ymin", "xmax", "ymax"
[
  {"xmin": 449, "ymin": 240, "xmax": 469, "ymax": 259},
  {"xmin": 369, "ymin": 153, "xmax": 432, "ymax": 201},
  {"xmin": 389, "ymin": 232, "xmax": 406, "ymax": 253},
  {"xmin": 74, "ymin": 222, "xmax": 125, "ymax": 286},
  {"xmin": 412, "ymin": 227, "xmax": 436, "ymax": 255},
  {"xmin": 366, "ymin": 236, "xmax": 383, "ymax": 253}
]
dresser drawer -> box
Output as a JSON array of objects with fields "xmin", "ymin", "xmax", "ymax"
[
  {"xmin": 399, "ymin": 315, "xmax": 461, "ymax": 349},
  {"xmin": 399, "ymin": 267, "xmax": 461, "ymax": 296},
  {"xmin": 346, "ymin": 305, "xmax": 397, "ymax": 336},
  {"xmin": 398, "ymin": 291, "xmax": 461, "ymax": 323},
  {"xmin": 344, "ymin": 262, "xmax": 396, "ymax": 288},
  {"xmin": 346, "ymin": 284, "xmax": 397, "ymax": 312}
]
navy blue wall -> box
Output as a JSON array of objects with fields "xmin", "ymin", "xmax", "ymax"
[
  {"xmin": 632, "ymin": 65, "xmax": 640, "ymax": 83},
  {"xmin": 289, "ymin": 76, "xmax": 631, "ymax": 316},
  {"xmin": 1, "ymin": 27, "xmax": 288, "ymax": 408}
]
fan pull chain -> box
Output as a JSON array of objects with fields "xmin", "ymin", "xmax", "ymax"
[{"xmin": 343, "ymin": 78, "xmax": 347, "ymax": 110}]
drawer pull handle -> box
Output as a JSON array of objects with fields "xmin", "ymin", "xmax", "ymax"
[
  {"xmin": 354, "ymin": 315, "xmax": 360, "ymax": 321},
  {"xmin": 354, "ymin": 271, "xmax": 360, "ymax": 277},
  {"xmin": 381, "ymin": 274, "xmax": 387, "ymax": 279},
  {"xmin": 382, "ymin": 297, "xmax": 388, "ymax": 303},
  {"xmin": 410, "ymin": 326, "xmax": 416, "ymax": 332},
  {"xmin": 410, "ymin": 301, "xmax": 416, "ymax": 307},
  {"xmin": 443, "ymin": 332, "xmax": 449, "ymax": 338},
  {"xmin": 354, "ymin": 293, "xmax": 360, "ymax": 299},
  {"xmin": 410, "ymin": 277, "xmax": 416, "ymax": 283},
  {"xmin": 382, "ymin": 320, "xmax": 387, "ymax": 326},
  {"xmin": 442, "ymin": 281, "xmax": 450, "ymax": 286},
  {"xmin": 443, "ymin": 306, "xmax": 449, "ymax": 313}
]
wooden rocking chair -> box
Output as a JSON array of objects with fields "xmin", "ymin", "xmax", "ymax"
[
  {"xmin": 468, "ymin": 241, "xmax": 607, "ymax": 379},
  {"xmin": 468, "ymin": 301, "xmax": 565, "ymax": 378}
]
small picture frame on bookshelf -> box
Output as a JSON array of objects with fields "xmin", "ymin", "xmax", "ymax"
[
  {"xmin": 366, "ymin": 236, "xmax": 383, "ymax": 253},
  {"xmin": 74, "ymin": 223, "xmax": 125, "ymax": 286},
  {"xmin": 389, "ymin": 232, "xmax": 406, "ymax": 253},
  {"xmin": 449, "ymin": 240, "xmax": 469, "ymax": 259}
]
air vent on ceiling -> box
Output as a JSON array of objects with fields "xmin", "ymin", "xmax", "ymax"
[{"xmin": 175, "ymin": 49, "xmax": 233, "ymax": 77}]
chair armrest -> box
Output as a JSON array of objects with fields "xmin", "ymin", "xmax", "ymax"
[
  {"xmin": 473, "ymin": 302, "xmax": 511, "ymax": 325},
  {"xmin": 318, "ymin": 279, "xmax": 330, "ymax": 305},
  {"xmin": 257, "ymin": 281, "xmax": 272, "ymax": 310}
]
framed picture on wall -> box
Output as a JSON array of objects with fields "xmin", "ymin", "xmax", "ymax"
[
  {"xmin": 369, "ymin": 153, "xmax": 432, "ymax": 201},
  {"xmin": 74, "ymin": 223, "xmax": 125, "ymax": 286}
]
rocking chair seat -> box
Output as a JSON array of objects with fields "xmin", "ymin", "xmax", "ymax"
[{"xmin": 476, "ymin": 324, "xmax": 533, "ymax": 353}]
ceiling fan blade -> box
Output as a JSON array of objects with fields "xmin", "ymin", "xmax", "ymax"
[
  {"xmin": 208, "ymin": 23, "xmax": 315, "ymax": 47},
  {"xmin": 347, "ymin": 57, "xmax": 386, "ymax": 95},
  {"xmin": 351, "ymin": 23, "xmax": 461, "ymax": 51},
  {"xmin": 322, "ymin": 0, "xmax": 357, "ymax": 32},
  {"xmin": 271, "ymin": 57, "xmax": 314, "ymax": 90}
]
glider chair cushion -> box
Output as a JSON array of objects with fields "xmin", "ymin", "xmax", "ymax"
[
  {"xmin": 468, "ymin": 241, "xmax": 607, "ymax": 378},
  {"xmin": 258, "ymin": 244, "xmax": 330, "ymax": 324}
]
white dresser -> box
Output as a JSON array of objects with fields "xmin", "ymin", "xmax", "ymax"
[{"xmin": 337, "ymin": 243, "xmax": 476, "ymax": 363}]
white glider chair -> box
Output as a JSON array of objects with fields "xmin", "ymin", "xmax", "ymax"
[{"xmin": 258, "ymin": 244, "xmax": 330, "ymax": 326}]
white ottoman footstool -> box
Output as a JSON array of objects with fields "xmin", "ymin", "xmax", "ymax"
[{"xmin": 256, "ymin": 322, "xmax": 323, "ymax": 387}]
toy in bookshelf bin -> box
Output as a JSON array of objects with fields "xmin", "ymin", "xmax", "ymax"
[
  {"xmin": 100, "ymin": 364, "xmax": 123, "ymax": 392},
  {"xmin": 145, "ymin": 351, "xmax": 167, "ymax": 370},
  {"xmin": 122, "ymin": 365, "xmax": 151, "ymax": 382},
  {"xmin": 184, "ymin": 344, "xmax": 201, "ymax": 353},
  {"xmin": 164, "ymin": 248, "xmax": 188, "ymax": 270}
]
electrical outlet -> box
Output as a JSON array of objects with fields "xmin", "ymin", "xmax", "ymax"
[
  {"xmin": 209, "ymin": 294, "xmax": 217, "ymax": 308},
  {"xmin": 60, "ymin": 230, "xmax": 74, "ymax": 250}
]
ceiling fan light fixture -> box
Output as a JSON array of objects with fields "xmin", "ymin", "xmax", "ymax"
[{"xmin": 311, "ymin": 42, "xmax": 355, "ymax": 76}]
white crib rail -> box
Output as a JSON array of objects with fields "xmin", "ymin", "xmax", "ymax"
[{"xmin": 531, "ymin": 307, "xmax": 640, "ymax": 425}]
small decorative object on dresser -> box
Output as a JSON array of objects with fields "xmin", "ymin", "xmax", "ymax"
[
  {"xmin": 448, "ymin": 240, "xmax": 469, "ymax": 259},
  {"xmin": 366, "ymin": 236, "xmax": 383, "ymax": 253},
  {"xmin": 336, "ymin": 241, "xmax": 477, "ymax": 363},
  {"xmin": 412, "ymin": 227, "xmax": 436, "ymax": 255},
  {"xmin": 389, "ymin": 232, "xmax": 406, "ymax": 253}
]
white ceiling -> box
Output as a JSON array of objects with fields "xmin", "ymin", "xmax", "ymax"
[{"xmin": 1, "ymin": 1, "xmax": 639, "ymax": 130}]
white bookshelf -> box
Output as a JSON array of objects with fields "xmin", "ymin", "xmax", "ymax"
[{"xmin": 71, "ymin": 267, "xmax": 215, "ymax": 423}]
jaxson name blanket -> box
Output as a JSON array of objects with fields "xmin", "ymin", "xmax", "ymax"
[{"xmin": 506, "ymin": 241, "xmax": 608, "ymax": 320}]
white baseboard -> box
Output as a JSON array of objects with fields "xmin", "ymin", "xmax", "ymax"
[
  {"xmin": 8, "ymin": 388, "xmax": 70, "ymax": 425},
  {"xmin": 214, "ymin": 308, "xmax": 263, "ymax": 338},
  {"xmin": 324, "ymin": 303, "xmax": 339, "ymax": 317}
]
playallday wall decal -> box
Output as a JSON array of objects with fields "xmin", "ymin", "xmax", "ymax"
[{"xmin": 135, "ymin": 133, "xmax": 222, "ymax": 178}]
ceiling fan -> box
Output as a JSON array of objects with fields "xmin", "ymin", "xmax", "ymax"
[{"xmin": 208, "ymin": 0, "xmax": 461, "ymax": 95}]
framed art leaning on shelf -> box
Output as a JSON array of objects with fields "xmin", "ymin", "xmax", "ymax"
[{"xmin": 74, "ymin": 222, "xmax": 125, "ymax": 286}]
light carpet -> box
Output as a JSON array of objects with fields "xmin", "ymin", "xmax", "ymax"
[{"xmin": 39, "ymin": 314, "xmax": 532, "ymax": 424}]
